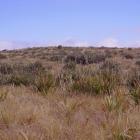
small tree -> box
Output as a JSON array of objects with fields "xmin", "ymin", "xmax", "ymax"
[{"xmin": 58, "ymin": 45, "xmax": 63, "ymax": 49}]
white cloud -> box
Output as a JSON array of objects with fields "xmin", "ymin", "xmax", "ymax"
[
  {"xmin": 1, "ymin": 39, "xmax": 140, "ymax": 50},
  {"xmin": 0, "ymin": 41, "xmax": 14, "ymax": 50},
  {"xmin": 97, "ymin": 38, "xmax": 119, "ymax": 47},
  {"xmin": 62, "ymin": 38, "xmax": 89, "ymax": 46},
  {"xmin": 47, "ymin": 38, "xmax": 90, "ymax": 47},
  {"xmin": 0, "ymin": 41, "xmax": 34, "ymax": 50},
  {"xmin": 127, "ymin": 41, "xmax": 140, "ymax": 48}
]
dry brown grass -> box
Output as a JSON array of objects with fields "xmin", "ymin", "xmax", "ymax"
[
  {"xmin": 0, "ymin": 86, "xmax": 139, "ymax": 140},
  {"xmin": 0, "ymin": 47, "xmax": 140, "ymax": 140}
]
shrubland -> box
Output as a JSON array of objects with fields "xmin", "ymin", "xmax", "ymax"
[{"xmin": 0, "ymin": 46, "xmax": 140, "ymax": 140}]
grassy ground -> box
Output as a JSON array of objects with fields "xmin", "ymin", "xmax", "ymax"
[{"xmin": 0, "ymin": 46, "xmax": 140, "ymax": 140}]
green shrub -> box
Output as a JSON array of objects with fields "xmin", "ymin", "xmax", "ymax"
[
  {"xmin": 65, "ymin": 54, "xmax": 76, "ymax": 63},
  {"xmin": 86, "ymin": 53, "xmax": 106, "ymax": 64},
  {"xmin": 99, "ymin": 60, "xmax": 122, "ymax": 94},
  {"xmin": 64, "ymin": 54, "xmax": 87, "ymax": 65},
  {"xmin": 57, "ymin": 45, "xmax": 63, "ymax": 49},
  {"xmin": 99, "ymin": 72, "xmax": 119, "ymax": 94},
  {"xmin": 127, "ymin": 68, "xmax": 140, "ymax": 105},
  {"xmin": 104, "ymin": 50, "xmax": 114, "ymax": 58},
  {"xmin": 103, "ymin": 91, "xmax": 129, "ymax": 113},
  {"xmin": 0, "ymin": 63, "xmax": 13, "ymax": 74},
  {"xmin": 22, "ymin": 61, "xmax": 45, "ymax": 74},
  {"xmin": 72, "ymin": 76, "xmax": 104, "ymax": 95},
  {"xmin": 76, "ymin": 55, "xmax": 87, "ymax": 65},
  {"xmin": 0, "ymin": 53, "xmax": 7, "ymax": 59},
  {"xmin": 56, "ymin": 69, "xmax": 77, "ymax": 89},
  {"xmin": 100, "ymin": 60, "xmax": 120, "ymax": 73},
  {"xmin": 34, "ymin": 73, "xmax": 54, "ymax": 95},
  {"xmin": 127, "ymin": 68, "xmax": 140, "ymax": 90},
  {"xmin": 65, "ymin": 53, "xmax": 106, "ymax": 65},
  {"xmin": 128, "ymin": 48, "xmax": 132, "ymax": 50},
  {"xmin": 50, "ymin": 55, "xmax": 63, "ymax": 62},
  {"xmin": 72, "ymin": 60, "xmax": 121, "ymax": 95},
  {"xmin": 72, "ymin": 72, "xmax": 120, "ymax": 95},
  {"xmin": 63, "ymin": 61, "xmax": 76, "ymax": 71},
  {"xmin": 135, "ymin": 60, "xmax": 140, "ymax": 66},
  {"xmin": 9, "ymin": 74, "xmax": 31, "ymax": 86},
  {"xmin": 0, "ymin": 74, "xmax": 11, "ymax": 85},
  {"xmin": 130, "ymin": 86, "xmax": 140, "ymax": 105},
  {"xmin": 124, "ymin": 54, "xmax": 134, "ymax": 59},
  {"xmin": 0, "ymin": 62, "xmax": 47, "ymax": 87}
]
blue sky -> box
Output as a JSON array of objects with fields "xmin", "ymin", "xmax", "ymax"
[{"xmin": 0, "ymin": 0, "xmax": 140, "ymax": 49}]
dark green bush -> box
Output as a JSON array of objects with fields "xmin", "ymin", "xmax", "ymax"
[
  {"xmin": 0, "ymin": 53, "xmax": 7, "ymax": 59},
  {"xmin": 100, "ymin": 60, "xmax": 120, "ymax": 73},
  {"xmin": 127, "ymin": 68, "xmax": 140, "ymax": 89},
  {"xmin": 99, "ymin": 60, "xmax": 122, "ymax": 94},
  {"xmin": 127, "ymin": 68, "xmax": 140, "ymax": 105},
  {"xmin": 9, "ymin": 74, "xmax": 31, "ymax": 86},
  {"xmin": 64, "ymin": 53, "xmax": 87, "ymax": 65},
  {"xmin": 76, "ymin": 55, "xmax": 87, "ymax": 65},
  {"xmin": 64, "ymin": 54, "xmax": 77, "ymax": 63},
  {"xmin": 72, "ymin": 60, "xmax": 121, "ymax": 95},
  {"xmin": 63, "ymin": 61, "xmax": 76, "ymax": 71},
  {"xmin": 128, "ymin": 48, "xmax": 132, "ymax": 50},
  {"xmin": 130, "ymin": 86, "xmax": 140, "ymax": 105},
  {"xmin": 57, "ymin": 45, "xmax": 63, "ymax": 49},
  {"xmin": 65, "ymin": 52, "xmax": 106, "ymax": 65},
  {"xmin": 72, "ymin": 76, "xmax": 104, "ymax": 95},
  {"xmin": 34, "ymin": 73, "xmax": 54, "ymax": 95},
  {"xmin": 136, "ymin": 60, "xmax": 140, "ymax": 66},
  {"xmin": 0, "ymin": 62, "xmax": 47, "ymax": 87},
  {"xmin": 50, "ymin": 55, "xmax": 63, "ymax": 62},
  {"xmin": 86, "ymin": 53, "xmax": 106, "ymax": 64},
  {"xmin": 22, "ymin": 62, "xmax": 45, "ymax": 74},
  {"xmin": 0, "ymin": 74, "xmax": 11, "ymax": 85},
  {"xmin": 124, "ymin": 54, "xmax": 134, "ymax": 59},
  {"xmin": 0, "ymin": 63, "xmax": 13, "ymax": 74}
]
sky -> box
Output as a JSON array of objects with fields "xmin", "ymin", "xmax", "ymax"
[{"xmin": 0, "ymin": 0, "xmax": 140, "ymax": 49}]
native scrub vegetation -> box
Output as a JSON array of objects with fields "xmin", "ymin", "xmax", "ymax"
[{"xmin": 0, "ymin": 47, "xmax": 140, "ymax": 140}]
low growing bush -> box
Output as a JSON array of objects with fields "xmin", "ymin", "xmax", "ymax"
[
  {"xmin": 34, "ymin": 73, "xmax": 54, "ymax": 95},
  {"xmin": 124, "ymin": 54, "xmax": 134, "ymax": 59},
  {"xmin": 72, "ymin": 76, "xmax": 104, "ymax": 95},
  {"xmin": 127, "ymin": 68, "xmax": 140, "ymax": 105},
  {"xmin": 135, "ymin": 60, "xmax": 140, "ymax": 66},
  {"xmin": 130, "ymin": 86, "xmax": 140, "ymax": 105},
  {"xmin": 63, "ymin": 61, "xmax": 76, "ymax": 71},
  {"xmin": 0, "ymin": 63, "xmax": 13, "ymax": 75},
  {"xmin": 0, "ymin": 53, "xmax": 7, "ymax": 59},
  {"xmin": 72, "ymin": 60, "xmax": 121, "ymax": 95},
  {"xmin": 0, "ymin": 62, "xmax": 49, "ymax": 88},
  {"xmin": 9, "ymin": 74, "xmax": 31, "ymax": 86}
]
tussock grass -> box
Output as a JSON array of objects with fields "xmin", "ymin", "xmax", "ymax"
[{"xmin": 0, "ymin": 47, "xmax": 140, "ymax": 139}]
